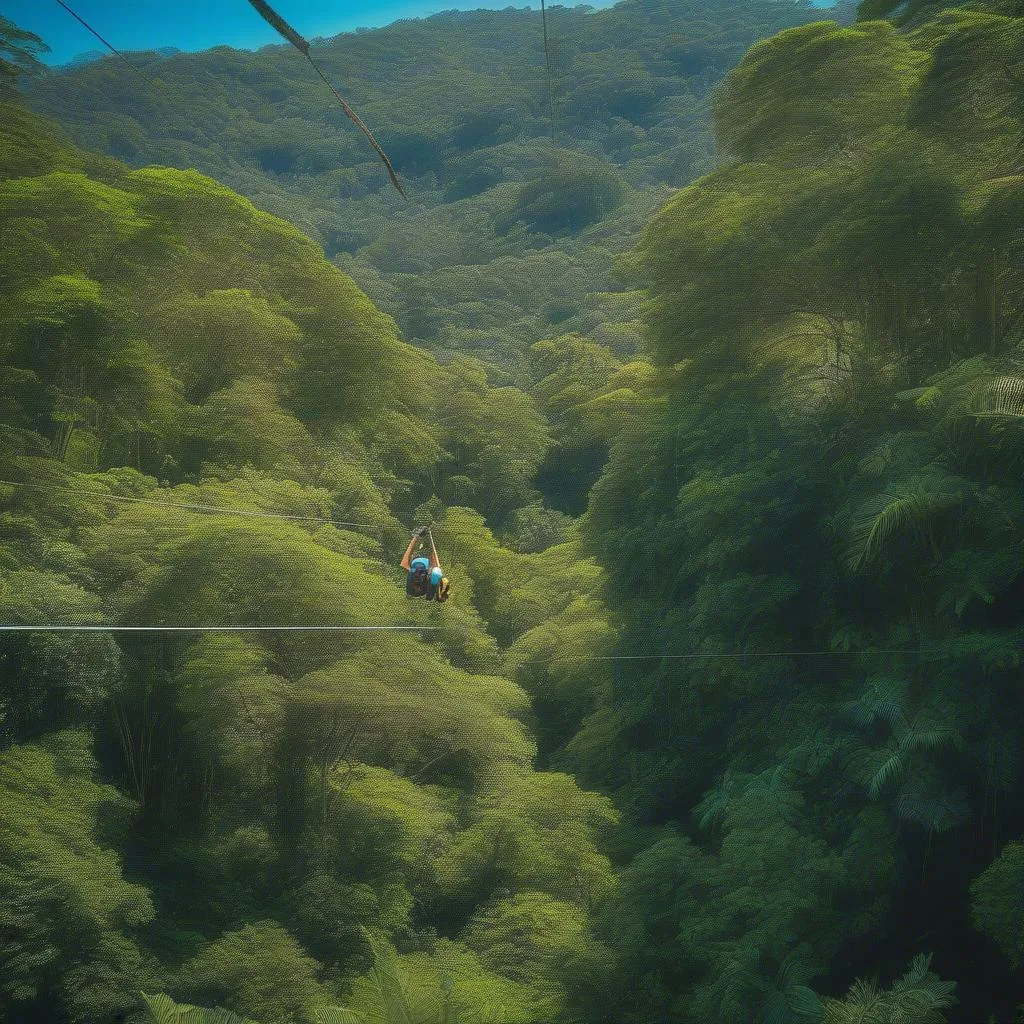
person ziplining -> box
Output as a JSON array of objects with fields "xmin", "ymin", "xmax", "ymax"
[{"xmin": 401, "ymin": 524, "xmax": 451, "ymax": 602}]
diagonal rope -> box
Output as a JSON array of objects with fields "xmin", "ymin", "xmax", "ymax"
[
  {"xmin": 244, "ymin": 0, "xmax": 406, "ymax": 197},
  {"xmin": 305, "ymin": 56, "xmax": 407, "ymax": 198},
  {"xmin": 52, "ymin": 0, "xmax": 152, "ymax": 79}
]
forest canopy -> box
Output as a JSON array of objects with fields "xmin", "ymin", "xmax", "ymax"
[
  {"xmin": 6, "ymin": 0, "xmax": 1024, "ymax": 1020},
  {"xmin": 0, "ymin": 53, "xmax": 618, "ymax": 1020}
]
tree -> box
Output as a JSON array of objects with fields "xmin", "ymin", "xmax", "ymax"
[
  {"xmin": 971, "ymin": 842, "xmax": 1024, "ymax": 969},
  {"xmin": 0, "ymin": 733, "xmax": 154, "ymax": 1021},
  {"xmin": 0, "ymin": 16, "xmax": 46, "ymax": 92},
  {"xmin": 498, "ymin": 152, "xmax": 625, "ymax": 235},
  {"xmin": 462, "ymin": 892, "xmax": 590, "ymax": 1014},
  {"xmin": 173, "ymin": 921, "xmax": 330, "ymax": 1024},
  {"xmin": 714, "ymin": 21, "xmax": 923, "ymax": 164},
  {"xmin": 0, "ymin": 569, "xmax": 121, "ymax": 742},
  {"xmin": 148, "ymin": 290, "xmax": 301, "ymax": 403}
]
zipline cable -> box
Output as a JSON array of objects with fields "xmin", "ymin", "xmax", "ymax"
[
  {"xmin": 540, "ymin": 0, "xmax": 556, "ymax": 139},
  {"xmin": 0, "ymin": 479, "xmax": 383, "ymax": 531},
  {"xmin": 515, "ymin": 646, "xmax": 971, "ymax": 665},
  {"xmin": 0, "ymin": 625, "xmax": 440, "ymax": 632},
  {"xmin": 0, "ymin": 624, "xmax": 985, "ymax": 661}
]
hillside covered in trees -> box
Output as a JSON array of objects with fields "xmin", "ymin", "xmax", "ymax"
[
  {"xmin": 0, "ymin": 52, "xmax": 628, "ymax": 1022},
  {"xmin": 4, "ymin": 0, "xmax": 1024, "ymax": 1021},
  {"xmin": 24, "ymin": 0, "xmax": 850, "ymax": 379},
  {"xmin": 570, "ymin": 2, "xmax": 1024, "ymax": 1021}
]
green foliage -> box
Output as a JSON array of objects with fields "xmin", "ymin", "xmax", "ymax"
[
  {"xmin": 143, "ymin": 992, "xmax": 256, "ymax": 1023},
  {"xmin": 502, "ymin": 503, "xmax": 574, "ymax": 554},
  {"xmin": 334, "ymin": 929, "xmax": 538, "ymax": 1024},
  {"xmin": 23, "ymin": 0, "xmax": 825, "ymax": 381},
  {"xmin": 173, "ymin": 921, "xmax": 330, "ymax": 1024},
  {"xmin": 147, "ymin": 290, "xmax": 302, "ymax": 403},
  {"xmin": 0, "ymin": 15, "xmax": 46, "ymax": 92},
  {"xmin": 439, "ymin": 770, "xmax": 618, "ymax": 910},
  {"xmin": 499, "ymin": 152, "xmax": 625, "ymax": 235},
  {"xmin": 714, "ymin": 21, "xmax": 924, "ymax": 163},
  {"xmin": 0, "ymin": 568, "xmax": 120, "ymax": 741},
  {"xmin": 971, "ymin": 842, "xmax": 1024, "ymax": 968},
  {"xmin": 0, "ymin": 70, "xmax": 647, "ymax": 1024},
  {"xmin": 6, "ymin": 0, "xmax": 1024, "ymax": 1019},
  {"xmin": 0, "ymin": 733, "xmax": 154, "ymax": 1020},
  {"xmin": 462, "ymin": 892, "xmax": 589, "ymax": 1014},
  {"xmin": 564, "ymin": 0, "xmax": 1024, "ymax": 1020},
  {"xmin": 846, "ymin": 473, "xmax": 969, "ymax": 571},
  {"xmin": 820, "ymin": 954, "xmax": 957, "ymax": 1023},
  {"xmin": 0, "ymin": 89, "xmax": 624, "ymax": 1024}
]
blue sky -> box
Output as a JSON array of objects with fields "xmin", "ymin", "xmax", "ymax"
[{"xmin": 6, "ymin": 1, "xmax": 624, "ymax": 65}]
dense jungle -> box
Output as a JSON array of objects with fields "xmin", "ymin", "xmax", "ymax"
[{"xmin": 2, "ymin": 0, "xmax": 1024, "ymax": 1020}]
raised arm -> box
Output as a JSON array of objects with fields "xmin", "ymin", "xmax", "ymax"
[{"xmin": 400, "ymin": 535, "xmax": 419, "ymax": 571}]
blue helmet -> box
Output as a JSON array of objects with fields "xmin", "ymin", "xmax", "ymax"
[{"xmin": 410, "ymin": 556, "xmax": 430, "ymax": 573}]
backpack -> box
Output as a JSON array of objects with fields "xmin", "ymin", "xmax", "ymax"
[
  {"xmin": 434, "ymin": 577, "xmax": 451, "ymax": 603},
  {"xmin": 407, "ymin": 564, "xmax": 429, "ymax": 597}
]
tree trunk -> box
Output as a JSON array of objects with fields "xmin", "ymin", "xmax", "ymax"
[
  {"xmin": 972, "ymin": 247, "xmax": 1000, "ymax": 353},
  {"xmin": 922, "ymin": 826, "xmax": 934, "ymax": 887}
]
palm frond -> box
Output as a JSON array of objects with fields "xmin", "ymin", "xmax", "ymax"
[
  {"xmin": 868, "ymin": 751, "xmax": 904, "ymax": 799},
  {"xmin": 888, "ymin": 953, "xmax": 958, "ymax": 1020},
  {"xmin": 694, "ymin": 773, "xmax": 736, "ymax": 831},
  {"xmin": 785, "ymin": 985, "xmax": 824, "ymax": 1022},
  {"xmin": 905, "ymin": 705, "xmax": 963, "ymax": 753},
  {"xmin": 847, "ymin": 475, "xmax": 964, "ymax": 571},
  {"xmin": 776, "ymin": 944, "xmax": 820, "ymax": 991},
  {"xmin": 906, "ymin": 726, "xmax": 961, "ymax": 752},
  {"xmin": 821, "ymin": 955, "xmax": 955, "ymax": 1023}
]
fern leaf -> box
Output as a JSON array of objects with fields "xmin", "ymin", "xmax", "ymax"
[
  {"xmin": 973, "ymin": 376, "xmax": 1024, "ymax": 419},
  {"xmin": 141, "ymin": 994, "xmax": 253, "ymax": 1024},
  {"xmin": 889, "ymin": 953, "xmax": 958, "ymax": 1020},
  {"xmin": 315, "ymin": 1011, "xmax": 365, "ymax": 1024},
  {"xmin": 183, "ymin": 1010, "xmax": 252, "ymax": 1024},
  {"xmin": 141, "ymin": 994, "xmax": 182, "ymax": 1024},
  {"xmin": 906, "ymin": 726, "xmax": 960, "ymax": 752},
  {"xmin": 846, "ymin": 677, "xmax": 909, "ymax": 731},
  {"xmin": 847, "ymin": 491, "xmax": 927, "ymax": 570},
  {"xmin": 821, "ymin": 977, "xmax": 887, "ymax": 1024}
]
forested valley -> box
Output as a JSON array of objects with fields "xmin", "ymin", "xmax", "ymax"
[{"xmin": 2, "ymin": 0, "xmax": 1024, "ymax": 1021}]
